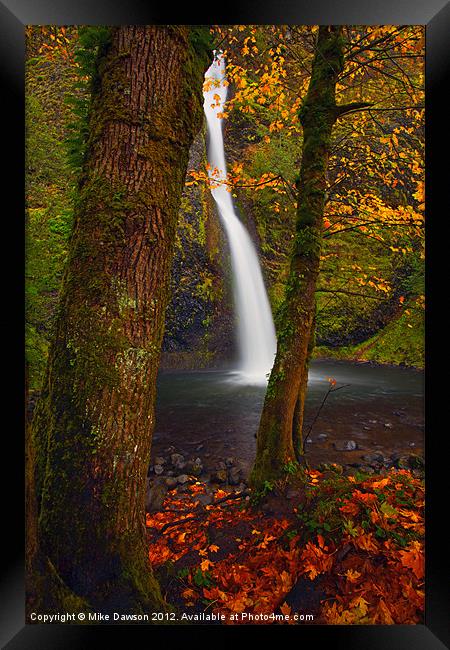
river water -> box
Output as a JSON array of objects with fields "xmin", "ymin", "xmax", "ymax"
[{"xmin": 152, "ymin": 359, "xmax": 424, "ymax": 475}]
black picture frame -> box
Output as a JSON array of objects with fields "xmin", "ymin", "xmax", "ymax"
[{"xmin": 1, "ymin": 0, "xmax": 448, "ymax": 647}]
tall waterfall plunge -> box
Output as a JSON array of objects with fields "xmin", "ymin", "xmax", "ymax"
[{"xmin": 203, "ymin": 55, "xmax": 277, "ymax": 384}]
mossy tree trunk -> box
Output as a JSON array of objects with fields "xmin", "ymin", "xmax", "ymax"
[
  {"xmin": 251, "ymin": 26, "xmax": 354, "ymax": 488},
  {"xmin": 28, "ymin": 26, "xmax": 211, "ymax": 614}
]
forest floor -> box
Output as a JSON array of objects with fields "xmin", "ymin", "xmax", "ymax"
[{"xmin": 146, "ymin": 465, "xmax": 424, "ymax": 625}]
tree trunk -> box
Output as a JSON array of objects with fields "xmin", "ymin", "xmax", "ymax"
[
  {"xmin": 251, "ymin": 26, "xmax": 344, "ymax": 488},
  {"xmin": 28, "ymin": 26, "xmax": 211, "ymax": 614}
]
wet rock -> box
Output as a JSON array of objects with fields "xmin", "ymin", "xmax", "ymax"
[
  {"xmin": 368, "ymin": 420, "xmax": 377, "ymax": 424},
  {"xmin": 146, "ymin": 479, "xmax": 168, "ymax": 513},
  {"xmin": 362, "ymin": 452, "xmax": 384, "ymax": 464},
  {"xmin": 171, "ymin": 453, "xmax": 185, "ymax": 468},
  {"xmin": 228, "ymin": 466, "xmax": 242, "ymax": 486},
  {"xmin": 210, "ymin": 469, "xmax": 227, "ymax": 484},
  {"xmin": 406, "ymin": 454, "xmax": 424, "ymax": 469},
  {"xmin": 334, "ymin": 440, "xmax": 357, "ymax": 451},
  {"xmin": 306, "ymin": 438, "xmax": 313, "ymax": 444},
  {"xmin": 384, "ymin": 422, "xmax": 393, "ymax": 429},
  {"xmin": 409, "ymin": 442, "xmax": 416, "ymax": 448},
  {"xmin": 317, "ymin": 433, "xmax": 328, "ymax": 440},
  {"xmin": 154, "ymin": 464, "xmax": 164, "ymax": 476},
  {"xmin": 185, "ymin": 459, "xmax": 203, "ymax": 476}
]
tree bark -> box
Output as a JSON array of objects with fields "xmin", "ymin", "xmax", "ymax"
[
  {"xmin": 28, "ymin": 26, "xmax": 211, "ymax": 614},
  {"xmin": 251, "ymin": 26, "xmax": 345, "ymax": 488}
]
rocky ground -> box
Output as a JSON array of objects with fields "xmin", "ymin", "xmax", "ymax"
[{"xmin": 146, "ymin": 445, "xmax": 424, "ymax": 514}]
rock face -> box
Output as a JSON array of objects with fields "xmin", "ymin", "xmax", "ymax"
[{"xmin": 160, "ymin": 129, "xmax": 234, "ymax": 370}]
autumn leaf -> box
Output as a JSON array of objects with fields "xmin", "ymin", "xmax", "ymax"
[{"xmin": 200, "ymin": 558, "xmax": 214, "ymax": 572}]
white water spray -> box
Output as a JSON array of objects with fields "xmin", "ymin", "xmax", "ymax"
[{"xmin": 203, "ymin": 54, "xmax": 277, "ymax": 384}]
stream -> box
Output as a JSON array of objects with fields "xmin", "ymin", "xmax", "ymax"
[{"xmin": 152, "ymin": 359, "xmax": 424, "ymax": 476}]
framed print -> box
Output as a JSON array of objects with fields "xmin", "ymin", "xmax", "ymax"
[{"xmin": 1, "ymin": 0, "xmax": 449, "ymax": 647}]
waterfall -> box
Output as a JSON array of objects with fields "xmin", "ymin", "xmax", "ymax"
[{"xmin": 203, "ymin": 54, "xmax": 277, "ymax": 384}]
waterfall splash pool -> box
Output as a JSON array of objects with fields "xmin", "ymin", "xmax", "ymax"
[{"xmin": 152, "ymin": 360, "xmax": 424, "ymax": 476}]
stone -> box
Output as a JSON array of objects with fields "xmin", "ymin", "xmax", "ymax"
[
  {"xmin": 154, "ymin": 456, "xmax": 166, "ymax": 466},
  {"xmin": 362, "ymin": 453, "xmax": 384, "ymax": 464},
  {"xmin": 185, "ymin": 459, "xmax": 203, "ymax": 476},
  {"xmin": 154, "ymin": 464, "xmax": 164, "ymax": 476},
  {"xmin": 210, "ymin": 469, "xmax": 227, "ymax": 484},
  {"xmin": 176, "ymin": 474, "xmax": 190, "ymax": 485},
  {"xmin": 165, "ymin": 477, "xmax": 178, "ymax": 489},
  {"xmin": 228, "ymin": 467, "xmax": 242, "ymax": 486},
  {"xmin": 171, "ymin": 453, "xmax": 185, "ymax": 467},
  {"xmin": 384, "ymin": 422, "xmax": 393, "ymax": 429},
  {"xmin": 196, "ymin": 444, "xmax": 204, "ymax": 451},
  {"xmin": 317, "ymin": 433, "xmax": 328, "ymax": 440},
  {"xmin": 334, "ymin": 440, "xmax": 357, "ymax": 451}
]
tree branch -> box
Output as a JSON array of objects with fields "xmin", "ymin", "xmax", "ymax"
[{"xmin": 335, "ymin": 102, "xmax": 374, "ymax": 118}]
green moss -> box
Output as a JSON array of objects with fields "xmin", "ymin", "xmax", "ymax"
[{"xmin": 313, "ymin": 299, "xmax": 424, "ymax": 368}]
